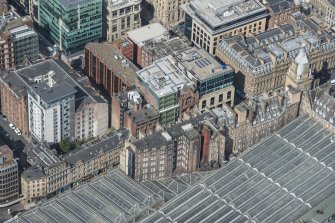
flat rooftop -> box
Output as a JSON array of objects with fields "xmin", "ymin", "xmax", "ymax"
[
  {"xmin": 58, "ymin": 0, "xmax": 93, "ymax": 8},
  {"xmin": 126, "ymin": 106, "xmax": 159, "ymax": 125},
  {"xmin": 142, "ymin": 37, "xmax": 190, "ymax": 62},
  {"xmin": 127, "ymin": 23, "xmax": 168, "ymax": 47},
  {"xmin": 136, "ymin": 55, "xmax": 193, "ymax": 98},
  {"xmin": 7, "ymin": 59, "xmax": 107, "ymax": 110},
  {"xmin": 21, "ymin": 166, "xmax": 46, "ymax": 181},
  {"xmin": 176, "ymin": 47, "xmax": 233, "ymax": 80},
  {"xmin": 133, "ymin": 131, "xmax": 172, "ymax": 150},
  {"xmin": 105, "ymin": 0, "xmax": 138, "ymax": 9},
  {"xmin": 182, "ymin": 0, "xmax": 267, "ymax": 34},
  {"xmin": 31, "ymin": 81, "xmax": 77, "ymax": 104},
  {"xmin": 142, "ymin": 115, "xmax": 335, "ymax": 222},
  {"xmin": 9, "ymin": 25, "xmax": 37, "ymax": 40},
  {"xmin": 0, "ymin": 11, "xmax": 36, "ymax": 40},
  {"xmin": 86, "ymin": 42, "xmax": 138, "ymax": 86}
]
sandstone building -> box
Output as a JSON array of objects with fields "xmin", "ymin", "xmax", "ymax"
[
  {"xmin": 142, "ymin": 0, "xmax": 188, "ymax": 28},
  {"xmin": 181, "ymin": 0, "xmax": 268, "ymax": 55},
  {"xmin": 103, "ymin": 0, "xmax": 141, "ymax": 42},
  {"xmin": 21, "ymin": 129, "xmax": 128, "ymax": 203},
  {"xmin": 217, "ymin": 12, "xmax": 335, "ymax": 96}
]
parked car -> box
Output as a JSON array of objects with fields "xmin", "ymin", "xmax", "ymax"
[
  {"xmin": 14, "ymin": 128, "xmax": 21, "ymax": 136},
  {"xmin": 2, "ymin": 115, "xmax": 7, "ymax": 121},
  {"xmin": 9, "ymin": 123, "xmax": 15, "ymax": 129}
]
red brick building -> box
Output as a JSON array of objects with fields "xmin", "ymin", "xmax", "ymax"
[
  {"xmin": 84, "ymin": 42, "xmax": 138, "ymax": 98},
  {"xmin": 266, "ymin": 0, "xmax": 300, "ymax": 29},
  {"xmin": 124, "ymin": 106, "xmax": 160, "ymax": 139},
  {"xmin": 0, "ymin": 72, "xmax": 29, "ymax": 136},
  {"xmin": 111, "ymin": 88, "xmax": 143, "ymax": 130},
  {"xmin": 112, "ymin": 37, "xmax": 135, "ymax": 62}
]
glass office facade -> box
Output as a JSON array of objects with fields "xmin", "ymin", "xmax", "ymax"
[
  {"xmin": 158, "ymin": 93, "xmax": 179, "ymax": 126},
  {"xmin": 197, "ymin": 69, "xmax": 234, "ymax": 97},
  {"xmin": 11, "ymin": 26, "xmax": 39, "ymax": 65},
  {"xmin": 39, "ymin": 0, "xmax": 102, "ymax": 53}
]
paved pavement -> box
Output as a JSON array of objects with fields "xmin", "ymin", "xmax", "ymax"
[
  {"xmin": 0, "ymin": 202, "xmax": 24, "ymax": 223},
  {"xmin": 0, "ymin": 116, "xmax": 29, "ymax": 222},
  {"xmin": 0, "ymin": 115, "xmax": 29, "ymax": 171}
]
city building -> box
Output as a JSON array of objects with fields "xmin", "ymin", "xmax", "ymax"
[
  {"xmin": 216, "ymin": 13, "xmax": 335, "ymax": 96},
  {"xmin": 0, "ymin": 20, "xmax": 14, "ymax": 70},
  {"xmin": 111, "ymin": 87, "xmax": 143, "ymax": 130},
  {"xmin": 112, "ymin": 36, "xmax": 135, "ymax": 61},
  {"xmin": 174, "ymin": 124, "xmax": 201, "ymax": 174},
  {"xmin": 139, "ymin": 37, "xmax": 190, "ymax": 68},
  {"xmin": 28, "ymin": 80, "xmax": 77, "ymax": 143},
  {"xmin": 0, "ymin": 0, "xmax": 8, "ymax": 14},
  {"xmin": 111, "ymin": 86, "xmax": 161, "ymax": 138},
  {"xmin": 21, "ymin": 129, "xmax": 129, "ymax": 202},
  {"xmin": 181, "ymin": 0, "xmax": 268, "ymax": 55},
  {"xmin": 177, "ymin": 85, "xmax": 200, "ymax": 122},
  {"xmin": 8, "ymin": 0, "xmax": 29, "ymax": 15},
  {"xmin": 21, "ymin": 166, "xmax": 47, "ymax": 204},
  {"xmin": 0, "ymin": 145, "xmax": 18, "ymax": 204},
  {"xmin": 308, "ymin": 0, "xmax": 335, "ymax": 26},
  {"xmin": 11, "ymin": 25, "xmax": 39, "ymax": 65},
  {"xmin": 265, "ymin": 0, "xmax": 300, "ymax": 29},
  {"xmin": 126, "ymin": 23, "xmax": 169, "ymax": 66},
  {"xmin": 103, "ymin": 0, "xmax": 141, "ymax": 42},
  {"xmin": 39, "ymin": 0, "xmax": 102, "ymax": 53},
  {"xmin": 141, "ymin": 0, "xmax": 188, "ymax": 28},
  {"xmin": 121, "ymin": 113, "xmax": 225, "ymax": 181},
  {"xmin": 124, "ymin": 105, "xmax": 160, "ymax": 139},
  {"xmin": 285, "ymin": 46, "xmax": 314, "ymax": 92},
  {"xmin": 302, "ymin": 82, "xmax": 335, "ymax": 132},
  {"xmin": 141, "ymin": 113, "xmax": 335, "ymax": 223},
  {"xmin": 2, "ymin": 59, "xmax": 109, "ymax": 143},
  {"xmin": 85, "ymin": 42, "xmax": 139, "ymax": 97},
  {"xmin": 0, "ymin": 72, "xmax": 29, "ymax": 136},
  {"xmin": 227, "ymin": 89, "xmax": 301, "ymax": 154},
  {"xmin": 122, "ymin": 131, "xmax": 175, "ymax": 181},
  {"xmin": 0, "ymin": 11, "xmax": 39, "ymax": 70},
  {"xmin": 11, "ymin": 111, "xmax": 335, "ymax": 222},
  {"xmin": 176, "ymin": 48, "xmax": 235, "ymax": 111},
  {"xmin": 136, "ymin": 55, "xmax": 194, "ymax": 126}
]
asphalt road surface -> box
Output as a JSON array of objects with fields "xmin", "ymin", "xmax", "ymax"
[
  {"xmin": 0, "ymin": 115, "xmax": 28, "ymax": 170},
  {"xmin": 0, "ymin": 115, "xmax": 29, "ymax": 222}
]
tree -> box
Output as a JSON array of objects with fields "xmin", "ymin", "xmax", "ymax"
[
  {"xmin": 59, "ymin": 139, "xmax": 76, "ymax": 154},
  {"xmin": 59, "ymin": 137, "xmax": 96, "ymax": 154}
]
